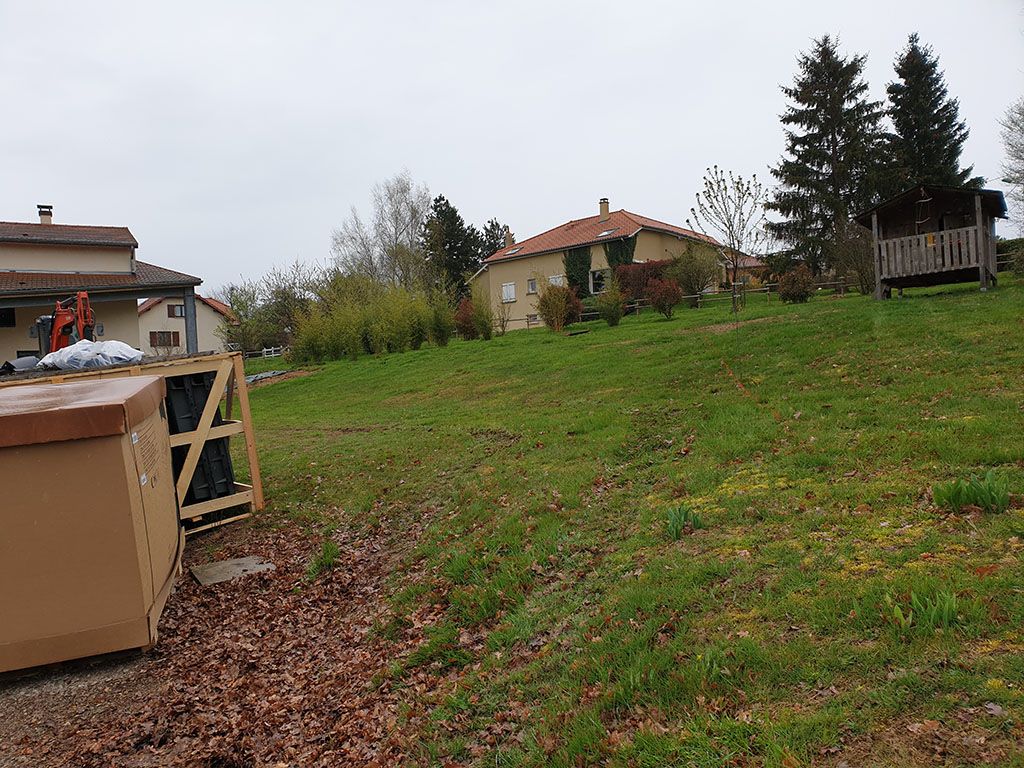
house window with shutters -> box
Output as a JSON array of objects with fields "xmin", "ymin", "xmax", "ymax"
[
  {"xmin": 167, "ymin": 304, "xmax": 185, "ymax": 318},
  {"xmin": 501, "ymin": 282, "xmax": 516, "ymax": 303},
  {"xmin": 150, "ymin": 330, "xmax": 180, "ymax": 347}
]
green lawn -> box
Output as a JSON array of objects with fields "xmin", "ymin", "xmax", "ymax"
[{"xmin": 248, "ymin": 279, "xmax": 1024, "ymax": 767}]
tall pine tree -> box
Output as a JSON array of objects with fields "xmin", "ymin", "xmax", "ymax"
[
  {"xmin": 421, "ymin": 195, "xmax": 482, "ymax": 296},
  {"xmin": 767, "ymin": 36, "xmax": 886, "ymax": 274},
  {"xmin": 886, "ymin": 33, "xmax": 980, "ymax": 193},
  {"xmin": 480, "ymin": 218, "xmax": 514, "ymax": 259}
]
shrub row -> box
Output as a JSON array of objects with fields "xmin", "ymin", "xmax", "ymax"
[{"xmin": 291, "ymin": 287, "xmax": 455, "ymax": 362}]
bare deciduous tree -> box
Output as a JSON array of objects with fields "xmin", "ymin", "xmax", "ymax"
[
  {"xmin": 687, "ymin": 166, "xmax": 770, "ymax": 313},
  {"xmin": 830, "ymin": 218, "xmax": 874, "ymax": 295},
  {"xmin": 494, "ymin": 296, "xmax": 512, "ymax": 336},
  {"xmin": 1001, "ymin": 96, "xmax": 1024, "ymax": 220},
  {"xmin": 331, "ymin": 170, "xmax": 431, "ymax": 289}
]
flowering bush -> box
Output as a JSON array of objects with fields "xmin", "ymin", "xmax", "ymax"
[
  {"xmin": 454, "ymin": 297, "xmax": 478, "ymax": 339},
  {"xmin": 615, "ymin": 259, "xmax": 671, "ymax": 301},
  {"xmin": 648, "ymin": 278, "xmax": 683, "ymax": 319}
]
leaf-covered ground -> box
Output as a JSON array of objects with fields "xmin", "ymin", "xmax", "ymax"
[{"xmin": 2, "ymin": 280, "xmax": 1023, "ymax": 767}]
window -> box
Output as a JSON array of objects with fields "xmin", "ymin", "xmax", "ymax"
[
  {"xmin": 527, "ymin": 278, "xmax": 538, "ymax": 294},
  {"xmin": 526, "ymin": 313, "xmax": 539, "ymax": 326},
  {"xmin": 149, "ymin": 330, "xmax": 180, "ymax": 348},
  {"xmin": 590, "ymin": 268, "xmax": 610, "ymax": 294},
  {"xmin": 506, "ymin": 247, "xmax": 521, "ymax": 255},
  {"xmin": 501, "ymin": 282, "xmax": 516, "ymax": 303},
  {"xmin": 597, "ymin": 228, "xmax": 619, "ymax": 238},
  {"xmin": 167, "ymin": 304, "xmax": 185, "ymax": 318},
  {"xmin": 549, "ymin": 274, "xmax": 565, "ymax": 287},
  {"xmin": 0, "ymin": 308, "xmax": 14, "ymax": 328}
]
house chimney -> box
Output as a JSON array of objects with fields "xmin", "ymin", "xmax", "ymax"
[
  {"xmin": 504, "ymin": 225, "xmax": 514, "ymax": 248},
  {"xmin": 37, "ymin": 204, "xmax": 53, "ymax": 225},
  {"xmin": 599, "ymin": 197, "xmax": 610, "ymax": 222}
]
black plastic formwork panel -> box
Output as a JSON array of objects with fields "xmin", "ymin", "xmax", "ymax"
[{"xmin": 164, "ymin": 373, "xmax": 237, "ymax": 515}]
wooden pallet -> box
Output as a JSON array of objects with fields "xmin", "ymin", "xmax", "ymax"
[{"xmin": 0, "ymin": 352, "xmax": 263, "ymax": 535}]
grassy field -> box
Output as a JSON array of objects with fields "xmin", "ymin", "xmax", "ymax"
[{"xmin": 248, "ymin": 280, "xmax": 1024, "ymax": 767}]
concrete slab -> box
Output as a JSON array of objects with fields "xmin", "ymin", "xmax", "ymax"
[{"xmin": 190, "ymin": 556, "xmax": 275, "ymax": 586}]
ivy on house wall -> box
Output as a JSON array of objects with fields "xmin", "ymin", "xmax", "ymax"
[
  {"xmin": 563, "ymin": 246, "xmax": 592, "ymax": 297},
  {"xmin": 603, "ymin": 235, "xmax": 637, "ymax": 270}
]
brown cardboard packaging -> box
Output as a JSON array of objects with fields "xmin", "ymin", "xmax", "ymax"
[{"xmin": 0, "ymin": 375, "xmax": 183, "ymax": 673}]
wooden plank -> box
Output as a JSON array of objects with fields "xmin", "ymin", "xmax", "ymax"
[
  {"xmin": 989, "ymin": 215, "xmax": 998, "ymax": 284},
  {"xmin": 180, "ymin": 485, "xmax": 254, "ymax": 520},
  {"xmin": 169, "ymin": 420, "xmax": 245, "ymax": 447},
  {"xmin": 977, "ymin": 195, "xmax": 989, "ymax": 288},
  {"xmin": 872, "ymin": 212, "xmax": 883, "ymax": 297},
  {"xmin": 175, "ymin": 358, "xmax": 233, "ymax": 501},
  {"xmin": 0, "ymin": 351, "xmax": 236, "ymax": 389},
  {"xmin": 185, "ymin": 511, "xmax": 252, "ymax": 536},
  {"xmin": 225, "ymin": 363, "xmax": 236, "ymax": 421},
  {"xmin": 232, "ymin": 353, "xmax": 265, "ymax": 511}
]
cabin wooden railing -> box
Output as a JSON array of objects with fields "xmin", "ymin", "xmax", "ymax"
[{"xmin": 877, "ymin": 225, "xmax": 986, "ymax": 279}]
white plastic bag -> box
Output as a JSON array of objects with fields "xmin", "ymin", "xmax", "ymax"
[{"xmin": 37, "ymin": 339, "xmax": 143, "ymax": 370}]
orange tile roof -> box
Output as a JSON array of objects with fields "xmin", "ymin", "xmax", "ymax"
[
  {"xmin": 485, "ymin": 209, "xmax": 721, "ymax": 263},
  {"xmin": 138, "ymin": 293, "xmax": 236, "ymax": 321}
]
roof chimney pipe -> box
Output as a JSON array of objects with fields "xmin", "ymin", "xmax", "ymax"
[
  {"xmin": 37, "ymin": 204, "xmax": 53, "ymax": 225},
  {"xmin": 504, "ymin": 225, "xmax": 514, "ymax": 248},
  {"xmin": 599, "ymin": 197, "xmax": 609, "ymax": 222}
]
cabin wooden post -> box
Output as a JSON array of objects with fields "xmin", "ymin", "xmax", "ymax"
[
  {"xmin": 871, "ymin": 211, "xmax": 883, "ymax": 299},
  {"xmin": 989, "ymin": 214, "xmax": 998, "ymax": 286},
  {"xmin": 975, "ymin": 194, "xmax": 989, "ymax": 291}
]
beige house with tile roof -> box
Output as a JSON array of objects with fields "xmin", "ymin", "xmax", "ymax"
[
  {"xmin": 138, "ymin": 294, "xmax": 236, "ymax": 356},
  {"xmin": 471, "ymin": 198, "xmax": 726, "ymax": 330},
  {"xmin": 0, "ymin": 205, "xmax": 202, "ymax": 362}
]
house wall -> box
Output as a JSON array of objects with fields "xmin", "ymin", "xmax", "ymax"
[
  {"xmin": 0, "ymin": 243, "xmax": 134, "ymax": 274},
  {"xmin": 0, "ymin": 299, "xmax": 141, "ymax": 362},
  {"xmin": 478, "ymin": 231, "xmax": 724, "ymax": 330},
  {"xmin": 138, "ymin": 300, "xmax": 227, "ymax": 355}
]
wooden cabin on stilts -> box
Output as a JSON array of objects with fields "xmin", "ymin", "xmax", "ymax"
[{"xmin": 854, "ymin": 184, "xmax": 1007, "ymax": 299}]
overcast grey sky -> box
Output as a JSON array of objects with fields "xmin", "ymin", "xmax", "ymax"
[{"xmin": 2, "ymin": 1, "xmax": 1022, "ymax": 292}]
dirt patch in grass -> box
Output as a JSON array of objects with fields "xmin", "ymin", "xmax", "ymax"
[
  {"xmin": 277, "ymin": 424, "xmax": 387, "ymax": 435},
  {"xmin": 0, "ymin": 514, "xmax": 432, "ymax": 767},
  {"xmin": 825, "ymin": 708, "xmax": 1023, "ymax": 767},
  {"xmin": 689, "ymin": 315, "xmax": 778, "ymax": 335}
]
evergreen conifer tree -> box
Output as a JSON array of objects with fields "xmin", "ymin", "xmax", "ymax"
[
  {"xmin": 886, "ymin": 33, "xmax": 980, "ymax": 192},
  {"xmin": 767, "ymin": 36, "xmax": 886, "ymax": 274},
  {"xmin": 421, "ymin": 195, "xmax": 482, "ymax": 296}
]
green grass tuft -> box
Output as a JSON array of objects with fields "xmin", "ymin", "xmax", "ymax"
[
  {"xmin": 933, "ymin": 470, "xmax": 1011, "ymax": 514},
  {"xmin": 666, "ymin": 503, "xmax": 703, "ymax": 540},
  {"xmin": 305, "ymin": 539, "xmax": 340, "ymax": 581}
]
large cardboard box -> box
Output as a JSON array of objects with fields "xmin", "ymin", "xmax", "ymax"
[{"xmin": 0, "ymin": 375, "xmax": 183, "ymax": 672}]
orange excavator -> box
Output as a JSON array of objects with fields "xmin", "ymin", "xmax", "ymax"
[{"xmin": 36, "ymin": 291, "xmax": 96, "ymax": 356}]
